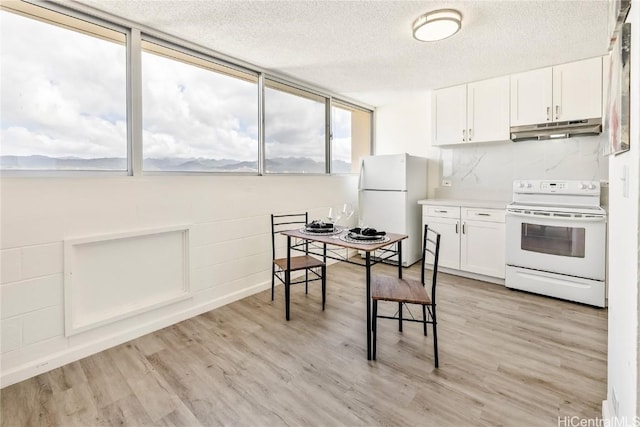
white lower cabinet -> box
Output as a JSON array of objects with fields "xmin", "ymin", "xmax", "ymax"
[
  {"xmin": 460, "ymin": 208, "xmax": 506, "ymax": 278},
  {"xmin": 422, "ymin": 206, "xmax": 461, "ymax": 270},
  {"xmin": 422, "ymin": 205, "xmax": 506, "ymax": 280}
]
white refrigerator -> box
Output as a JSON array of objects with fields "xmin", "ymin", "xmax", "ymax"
[{"xmin": 358, "ymin": 153, "xmax": 428, "ymax": 266}]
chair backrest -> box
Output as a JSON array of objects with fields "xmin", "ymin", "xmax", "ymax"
[
  {"xmin": 420, "ymin": 224, "xmax": 441, "ymax": 303},
  {"xmin": 271, "ymin": 212, "xmax": 309, "ymax": 261}
]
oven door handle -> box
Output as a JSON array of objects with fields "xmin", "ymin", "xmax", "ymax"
[{"xmin": 506, "ymin": 211, "xmax": 606, "ymax": 222}]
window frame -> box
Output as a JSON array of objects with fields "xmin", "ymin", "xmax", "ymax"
[
  {"xmin": 329, "ymin": 99, "xmax": 374, "ymax": 175},
  {"xmin": 262, "ymin": 77, "xmax": 330, "ymax": 176},
  {"xmin": 139, "ymin": 36, "xmax": 261, "ymax": 175},
  {"xmin": 0, "ymin": 1, "xmax": 132, "ymax": 177}
]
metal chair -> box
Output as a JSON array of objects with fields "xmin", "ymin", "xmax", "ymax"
[
  {"xmin": 371, "ymin": 224, "xmax": 441, "ymax": 367},
  {"xmin": 271, "ymin": 213, "xmax": 326, "ymax": 319}
]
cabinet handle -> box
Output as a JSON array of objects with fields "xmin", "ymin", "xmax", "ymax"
[
  {"xmin": 546, "ymin": 106, "xmax": 550, "ymax": 121},
  {"xmin": 468, "ymin": 128, "xmax": 472, "ymax": 141},
  {"xmin": 476, "ymin": 213, "xmax": 491, "ymax": 216},
  {"xmin": 462, "ymin": 129, "xmax": 466, "ymax": 142},
  {"xmin": 555, "ymin": 105, "xmax": 559, "ymax": 120},
  {"xmin": 462, "ymin": 222, "xmax": 466, "ymax": 234},
  {"xmin": 435, "ymin": 210, "xmax": 448, "ymax": 213},
  {"xmin": 455, "ymin": 222, "xmax": 459, "ymax": 234}
]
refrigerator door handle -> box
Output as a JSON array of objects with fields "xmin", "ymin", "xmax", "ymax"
[
  {"xmin": 358, "ymin": 190, "xmax": 363, "ymax": 227},
  {"xmin": 357, "ymin": 159, "xmax": 365, "ymax": 190}
]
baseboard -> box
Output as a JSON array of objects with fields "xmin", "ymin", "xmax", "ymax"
[
  {"xmin": 437, "ymin": 266, "xmax": 505, "ymax": 285},
  {"xmin": 1, "ymin": 279, "xmax": 272, "ymax": 388}
]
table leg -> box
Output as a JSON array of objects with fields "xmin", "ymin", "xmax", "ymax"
[
  {"xmin": 366, "ymin": 250, "xmax": 372, "ymax": 360},
  {"xmin": 398, "ymin": 240, "xmax": 403, "ymax": 279},
  {"xmin": 286, "ymin": 235, "xmax": 291, "ymax": 321},
  {"xmin": 322, "ymin": 243, "xmax": 327, "ymax": 311},
  {"xmin": 323, "ymin": 243, "xmax": 327, "ymax": 264},
  {"xmin": 398, "ymin": 241, "xmax": 403, "ymax": 332}
]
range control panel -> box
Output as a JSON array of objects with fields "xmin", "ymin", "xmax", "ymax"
[
  {"xmin": 513, "ymin": 180, "xmax": 601, "ymax": 195},
  {"xmin": 540, "ymin": 181, "xmax": 567, "ymax": 191}
]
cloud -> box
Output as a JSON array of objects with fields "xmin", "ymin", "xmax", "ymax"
[
  {"xmin": 0, "ymin": 10, "xmax": 127, "ymax": 158},
  {"xmin": 264, "ymin": 87, "xmax": 326, "ymax": 160},
  {"xmin": 0, "ymin": 8, "xmax": 354, "ymax": 168},
  {"xmin": 331, "ymin": 107, "xmax": 352, "ymax": 162},
  {"xmin": 141, "ymin": 50, "xmax": 259, "ymax": 160}
]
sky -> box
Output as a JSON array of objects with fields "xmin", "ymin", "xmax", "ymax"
[
  {"xmin": 0, "ymin": 10, "xmax": 127, "ymax": 160},
  {"xmin": 0, "ymin": 9, "xmax": 353, "ymax": 167}
]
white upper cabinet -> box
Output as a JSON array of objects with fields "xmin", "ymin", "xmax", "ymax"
[
  {"xmin": 510, "ymin": 67, "xmax": 552, "ymax": 126},
  {"xmin": 432, "ymin": 76, "xmax": 510, "ymax": 146},
  {"xmin": 552, "ymin": 57, "xmax": 602, "ymax": 122},
  {"xmin": 432, "ymin": 84, "xmax": 466, "ymax": 146},
  {"xmin": 467, "ymin": 76, "xmax": 510, "ymax": 143},
  {"xmin": 510, "ymin": 57, "xmax": 602, "ymax": 126}
]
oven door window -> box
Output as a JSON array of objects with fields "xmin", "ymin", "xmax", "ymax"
[{"xmin": 521, "ymin": 223, "xmax": 586, "ymax": 257}]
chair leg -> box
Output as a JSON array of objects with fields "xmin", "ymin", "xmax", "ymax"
[
  {"xmin": 321, "ymin": 266, "xmax": 326, "ymax": 311},
  {"xmin": 422, "ymin": 305, "xmax": 428, "ymax": 336},
  {"xmin": 271, "ymin": 265, "xmax": 275, "ymax": 301},
  {"xmin": 285, "ymin": 271, "xmax": 291, "ymax": 321},
  {"xmin": 432, "ymin": 307, "xmax": 439, "ymax": 368},
  {"xmin": 398, "ymin": 302, "xmax": 403, "ymax": 332},
  {"xmin": 372, "ymin": 300, "xmax": 378, "ymax": 360}
]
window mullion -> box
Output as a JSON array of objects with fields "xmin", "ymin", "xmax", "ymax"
[
  {"xmin": 258, "ymin": 73, "xmax": 265, "ymax": 175},
  {"xmin": 129, "ymin": 28, "xmax": 143, "ymax": 176},
  {"xmin": 326, "ymin": 97, "xmax": 332, "ymax": 174}
]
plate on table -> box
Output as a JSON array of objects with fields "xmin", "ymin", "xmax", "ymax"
[
  {"xmin": 347, "ymin": 232, "xmax": 381, "ymax": 241},
  {"xmin": 339, "ymin": 233, "xmax": 390, "ymax": 244},
  {"xmin": 300, "ymin": 225, "xmax": 343, "ymax": 236}
]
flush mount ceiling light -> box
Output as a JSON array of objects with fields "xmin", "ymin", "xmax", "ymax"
[{"xmin": 412, "ymin": 9, "xmax": 462, "ymax": 42}]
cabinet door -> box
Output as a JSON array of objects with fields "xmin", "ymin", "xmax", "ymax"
[
  {"xmin": 467, "ymin": 76, "xmax": 510, "ymax": 143},
  {"xmin": 552, "ymin": 57, "xmax": 602, "ymax": 122},
  {"xmin": 432, "ymin": 84, "xmax": 466, "ymax": 146},
  {"xmin": 460, "ymin": 220, "xmax": 505, "ymax": 278},
  {"xmin": 510, "ymin": 67, "xmax": 553, "ymax": 126},
  {"xmin": 422, "ymin": 216, "xmax": 460, "ymax": 270}
]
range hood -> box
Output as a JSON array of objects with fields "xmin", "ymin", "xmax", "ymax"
[{"xmin": 510, "ymin": 118, "xmax": 602, "ymax": 142}]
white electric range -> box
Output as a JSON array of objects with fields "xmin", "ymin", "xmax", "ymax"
[{"xmin": 505, "ymin": 180, "xmax": 607, "ymax": 307}]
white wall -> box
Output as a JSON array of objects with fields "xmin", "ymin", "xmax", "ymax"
[
  {"xmin": 0, "ymin": 174, "xmax": 358, "ymax": 387},
  {"xmin": 375, "ymin": 90, "xmax": 440, "ymax": 198},
  {"xmin": 605, "ymin": 4, "xmax": 640, "ymax": 423}
]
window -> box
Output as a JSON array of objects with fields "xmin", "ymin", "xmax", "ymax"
[
  {"xmin": 0, "ymin": 3, "xmax": 373, "ymax": 176},
  {"xmin": 141, "ymin": 41, "xmax": 259, "ymax": 172},
  {"xmin": 0, "ymin": 3, "xmax": 127, "ymax": 171},
  {"xmin": 264, "ymin": 80, "xmax": 326, "ymax": 173},
  {"xmin": 331, "ymin": 101, "xmax": 372, "ymax": 173}
]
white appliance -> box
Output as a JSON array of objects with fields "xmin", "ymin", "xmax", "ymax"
[
  {"xmin": 358, "ymin": 153, "xmax": 428, "ymax": 266},
  {"xmin": 505, "ymin": 180, "xmax": 607, "ymax": 307}
]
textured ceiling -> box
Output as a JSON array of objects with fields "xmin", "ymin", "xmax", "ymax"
[{"xmin": 68, "ymin": 0, "xmax": 610, "ymax": 107}]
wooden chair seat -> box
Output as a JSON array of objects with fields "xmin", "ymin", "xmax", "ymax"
[
  {"xmin": 274, "ymin": 255, "xmax": 324, "ymax": 272},
  {"xmin": 371, "ymin": 275, "xmax": 432, "ymax": 305}
]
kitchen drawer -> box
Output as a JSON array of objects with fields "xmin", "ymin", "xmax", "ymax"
[
  {"xmin": 423, "ymin": 206, "xmax": 460, "ymax": 219},
  {"xmin": 462, "ymin": 207, "xmax": 505, "ymax": 223}
]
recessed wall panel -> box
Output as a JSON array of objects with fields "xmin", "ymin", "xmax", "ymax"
[{"xmin": 64, "ymin": 226, "xmax": 191, "ymax": 336}]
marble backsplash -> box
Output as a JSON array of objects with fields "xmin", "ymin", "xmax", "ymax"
[{"xmin": 435, "ymin": 133, "xmax": 609, "ymax": 201}]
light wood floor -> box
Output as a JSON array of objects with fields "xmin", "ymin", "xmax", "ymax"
[{"xmin": 1, "ymin": 261, "xmax": 608, "ymax": 426}]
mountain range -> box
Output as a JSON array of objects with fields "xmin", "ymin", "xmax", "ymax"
[{"xmin": 1, "ymin": 155, "xmax": 351, "ymax": 173}]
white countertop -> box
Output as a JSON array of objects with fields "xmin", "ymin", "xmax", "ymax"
[{"xmin": 417, "ymin": 198, "xmax": 510, "ymax": 210}]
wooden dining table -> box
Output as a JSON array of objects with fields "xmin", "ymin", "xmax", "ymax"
[{"xmin": 280, "ymin": 227, "xmax": 408, "ymax": 360}]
